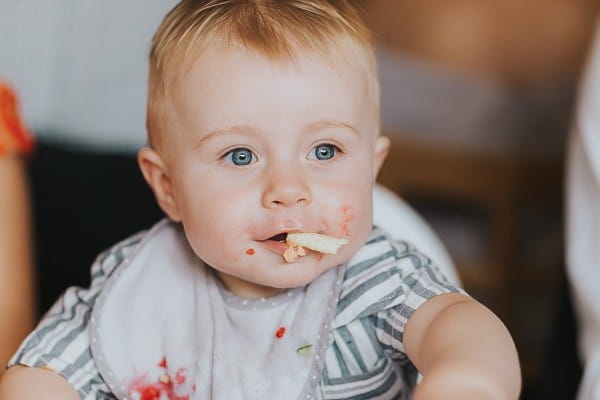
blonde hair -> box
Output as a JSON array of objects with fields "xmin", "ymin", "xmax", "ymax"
[{"xmin": 147, "ymin": 0, "xmax": 379, "ymax": 150}]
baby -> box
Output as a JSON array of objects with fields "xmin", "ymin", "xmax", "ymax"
[{"xmin": 0, "ymin": 1, "xmax": 521, "ymax": 399}]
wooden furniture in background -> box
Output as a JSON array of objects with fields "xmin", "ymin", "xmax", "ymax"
[{"xmin": 377, "ymin": 135, "xmax": 564, "ymax": 382}]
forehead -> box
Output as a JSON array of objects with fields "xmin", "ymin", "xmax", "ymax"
[{"xmin": 166, "ymin": 43, "xmax": 377, "ymax": 135}]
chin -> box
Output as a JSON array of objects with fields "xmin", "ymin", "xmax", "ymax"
[{"xmin": 269, "ymin": 258, "xmax": 339, "ymax": 289}]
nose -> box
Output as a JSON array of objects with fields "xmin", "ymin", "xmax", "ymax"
[{"xmin": 261, "ymin": 168, "xmax": 312, "ymax": 209}]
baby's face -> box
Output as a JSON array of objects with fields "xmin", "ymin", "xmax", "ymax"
[{"xmin": 158, "ymin": 44, "xmax": 388, "ymax": 298}]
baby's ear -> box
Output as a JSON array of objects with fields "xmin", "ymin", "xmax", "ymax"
[
  {"xmin": 137, "ymin": 147, "xmax": 182, "ymax": 221},
  {"xmin": 372, "ymin": 135, "xmax": 390, "ymax": 180}
]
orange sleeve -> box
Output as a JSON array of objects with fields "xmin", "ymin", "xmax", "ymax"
[{"xmin": 0, "ymin": 83, "xmax": 34, "ymax": 157}]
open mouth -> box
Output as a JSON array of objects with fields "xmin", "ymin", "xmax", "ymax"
[
  {"xmin": 258, "ymin": 233, "xmax": 290, "ymax": 256},
  {"xmin": 267, "ymin": 233, "xmax": 288, "ymax": 242},
  {"xmin": 257, "ymin": 230, "xmax": 348, "ymax": 262}
]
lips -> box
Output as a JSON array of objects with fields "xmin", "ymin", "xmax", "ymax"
[
  {"xmin": 257, "ymin": 230, "xmax": 304, "ymax": 255},
  {"xmin": 258, "ymin": 232, "xmax": 296, "ymax": 255},
  {"xmin": 259, "ymin": 239, "xmax": 289, "ymax": 255},
  {"xmin": 256, "ymin": 229, "xmax": 320, "ymax": 256}
]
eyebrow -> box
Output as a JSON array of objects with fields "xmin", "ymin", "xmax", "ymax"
[
  {"xmin": 195, "ymin": 125, "xmax": 257, "ymax": 148},
  {"xmin": 305, "ymin": 120, "xmax": 361, "ymax": 136},
  {"xmin": 196, "ymin": 119, "xmax": 360, "ymax": 147}
]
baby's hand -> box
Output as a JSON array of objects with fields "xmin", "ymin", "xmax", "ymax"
[{"xmin": 283, "ymin": 233, "xmax": 348, "ymax": 263}]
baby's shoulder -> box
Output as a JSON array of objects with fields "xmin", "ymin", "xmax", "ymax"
[
  {"xmin": 6, "ymin": 229, "xmax": 150, "ymax": 398},
  {"xmin": 88, "ymin": 229, "xmax": 148, "ymax": 287},
  {"xmin": 333, "ymin": 228, "xmax": 457, "ymax": 327},
  {"xmin": 340, "ymin": 228, "xmax": 434, "ymax": 292}
]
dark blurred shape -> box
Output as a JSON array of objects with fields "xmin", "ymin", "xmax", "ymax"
[
  {"xmin": 530, "ymin": 281, "xmax": 582, "ymax": 400},
  {"xmin": 29, "ymin": 140, "xmax": 163, "ymax": 315}
]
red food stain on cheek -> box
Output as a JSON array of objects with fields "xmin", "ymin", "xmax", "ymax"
[
  {"xmin": 245, "ymin": 248, "xmax": 255, "ymax": 255},
  {"xmin": 339, "ymin": 205, "xmax": 355, "ymax": 237}
]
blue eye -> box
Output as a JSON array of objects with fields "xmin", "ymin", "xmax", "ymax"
[
  {"xmin": 224, "ymin": 148, "xmax": 256, "ymax": 166},
  {"xmin": 311, "ymin": 144, "xmax": 337, "ymax": 161}
]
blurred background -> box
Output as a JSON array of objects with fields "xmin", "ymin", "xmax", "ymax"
[
  {"xmin": 360, "ymin": 0, "xmax": 600, "ymax": 398},
  {"xmin": 1, "ymin": 1, "xmax": 600, "ymax": 398}
]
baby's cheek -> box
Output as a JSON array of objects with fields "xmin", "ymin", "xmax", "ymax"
[
  {"xmin": 188, "ymin": 231, "xmax": 240, "ymax": 265},
  {"xmin": 215, "ymin": 242, "xmax": 244, "ymax": 263},
  {"xmin": 206, "ymin": 223, "xmax": 246, "ymax": 261}
]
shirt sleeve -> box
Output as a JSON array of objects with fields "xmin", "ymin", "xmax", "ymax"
[
  {"xmin": 0, "ymin": 82, "xmax": 34, "ymax": 157},
  {"xmin": 333, "ymin": 232, "xmax": 465, "ymax": 355},
  {"xmin": 372, "ymin": 256, "xmax": 465, "ymax": 357}
]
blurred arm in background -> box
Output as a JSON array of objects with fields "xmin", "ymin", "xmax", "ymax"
[
  {"xmin": 567, "ymin": 20, "xmax": 600, "ymax": 400},
  {"xmin": 0, "ymin": 83, "xmax": 36, "ymax": 374}
]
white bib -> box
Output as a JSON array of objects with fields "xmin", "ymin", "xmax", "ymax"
[{"xmin": 90, "ymin": 220, "xmax": 344, "ymax": 400}]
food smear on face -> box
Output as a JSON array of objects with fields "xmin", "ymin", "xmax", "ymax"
[
  {"xmin": 245, "ymin": 248, "xmax": 255, "ymax": 255},
  {"xmin": 339, "ymin": 205, "xmax": 355, "ymax": 237},
  {"xmin": 282, "ymin": 233, "xmax": 349, "ymax": 263}
]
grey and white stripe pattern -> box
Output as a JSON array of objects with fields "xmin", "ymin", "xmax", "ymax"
[
  {"xmin": 318, "ymin": 228, "xmax": 460, "ymax": 399},
  {"xmin": 9, "ymin": 232, "xmax": 145, "ymax": 400},
  {"xmin": 8, "ymin": 227, "xmax": 461, "ymax": 399}
]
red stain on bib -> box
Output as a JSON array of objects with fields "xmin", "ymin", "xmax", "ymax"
[
  {"xmin": 175, "ymin": 369, "xmax": 187, "ymax": 385},
  {"xmin": 275, "ymin": 326, "xmax": 286, "ymax": 339},
  {"xmin": 128, "ymin": 357, "xmax": 193, "ymax": 400}
]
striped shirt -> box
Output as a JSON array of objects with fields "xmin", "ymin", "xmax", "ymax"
[{"xmin": 9, "ymin": 226, "xmax": 461, "ymax": 399}]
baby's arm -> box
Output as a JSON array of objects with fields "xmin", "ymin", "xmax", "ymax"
[
  {"xmin": 0, "ymin": 366, "xmax": 79, "ymax": 400},
  {"xmin": 404, "ymin": 292, "xmax": 521, "ymax": 399}
]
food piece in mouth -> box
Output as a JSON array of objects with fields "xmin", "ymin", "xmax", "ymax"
[
  {"xmin": 282, "ymin": 233, "xmax": 349, "ymax": 263},
  {"xmin": 283, "ymin": 243, "xmax": 306, "ymax": 263},
  {"xmin": 287, "ymin": 233, "xmax": 349, "ymax": 254}
]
